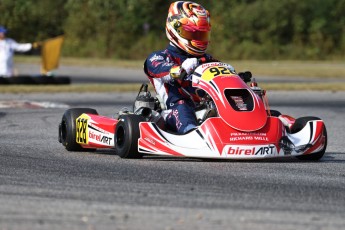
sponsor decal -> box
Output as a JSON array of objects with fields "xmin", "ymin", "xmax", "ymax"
[
  {"xmin": 88, "ymin": 123, "xmax": 110, "ymax": 135},
  {"xmin": 76, "ymin": 118, "xmax": 88, "ymax": 144},
  {"xmin": 229, "ymin": 132, "xmax": 269, "ymax": 142},
  {"xmin": 230, "ymin": 132, "xmax": 267, "ymax": 136},
  {"xmin": 144, "ymin": 137, "xmax": 156, "ymax": 145},
  {"xmin": 224, "ymin": 145, "xmax": 276, "ymax": 156},
  {"xmin": 162, "ymin": 62, "xmax": 174, "ymax": 67},
  {"xmin": 167, "ymin": 109, "xmax": 182, "ymax": 130},
  {"xmin": 229, "ymin": 136, "xmax": 269, "ymax": 141},
  {"xmin": 201, "ymin": 62, "xmax": 226, "ymax": 68},
  {"xmin": 89, "ymin": 130, "xmax": 112, "ymax": 145},
  {"xmin": 149, "ymin": 54, "xmax": 164, "ymax": 62}
]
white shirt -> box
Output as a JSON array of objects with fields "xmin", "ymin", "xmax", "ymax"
[{"xmin": 0, "ymin": 38, "xmax": 32, "ymax": 76}]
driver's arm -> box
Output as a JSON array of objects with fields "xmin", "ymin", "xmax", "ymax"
[{"xmin": 145, "ymin": 52, "xmax": 177, "ymax": 83}]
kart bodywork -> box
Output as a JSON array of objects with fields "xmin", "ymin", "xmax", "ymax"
[{"xmin": 59, "ymin": 62, "xmax": 327, "ymax": 160}]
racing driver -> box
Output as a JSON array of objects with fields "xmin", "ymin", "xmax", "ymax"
[
  {"xmin": 0, "ymin": 25, "xmax": 39, "ymax": 77},
  {"xmin": 144, "ymin": 1, "xmax": 235, "ymax": 134}
]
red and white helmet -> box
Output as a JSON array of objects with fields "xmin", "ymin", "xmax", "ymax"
[{"xmin": 166, "ymin": 1, "xmax": 211, "ymax": 56}]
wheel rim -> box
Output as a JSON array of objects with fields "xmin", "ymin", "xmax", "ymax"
[
  {"xmin": 61, "ymin": 120, "xmax": 67, "ymax": 142},
  {"xmin": 116, "ymin": 126, "xmax": 125, "ymax": 148}
]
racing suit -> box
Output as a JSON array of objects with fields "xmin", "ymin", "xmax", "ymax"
[
  {"xmin": 144, "ymin": 43, "xmax": 217, "ymax": 134},
  {"xmin": 0, "ymin": 38, "xmax": 32, "ymax": 76}
]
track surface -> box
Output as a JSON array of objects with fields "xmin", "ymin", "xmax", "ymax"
[{"xmin": 0, "ymin": 91, "xmax": 344, "ymax": 230}]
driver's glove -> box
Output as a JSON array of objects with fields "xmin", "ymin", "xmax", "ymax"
[
  {"xmin": 170, "ymin": 66, "xmax": 183, "ymax": 80},
  {"xmin": 181, "ymin": 58, "xmax": 199, "ymax": 75},
  {"xmin": 170, "ymin": 58, "xmax": 199, "ymax": 80}
]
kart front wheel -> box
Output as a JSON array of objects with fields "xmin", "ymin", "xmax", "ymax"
[
  {"xmin": 114, "ymin": 114, "xmax": 145, "ymax": 158},
  {"xmin": 59, "ymin": 108, "xmax": 98, "ymax": 151},
  {"xmin": 290, "ymin": 116, "xmax": 327, "ymax": 161},
  {"xmin": 268, "ymin": 109, "xmax": 281, "ymax": 117}
]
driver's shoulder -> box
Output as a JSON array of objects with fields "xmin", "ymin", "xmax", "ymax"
[{"xmin": 146, "ymin": 50, "xmax": 168, "ymax": 64}]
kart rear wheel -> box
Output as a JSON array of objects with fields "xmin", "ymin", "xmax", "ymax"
[
  {"xmin": 59, "ymin": 108, "xmax": 98, "ymax": 151},
  {"xmin": 290, "ymin": 116, "xmax": 327, "ymax": 161},
  {"xmin": 115, "ymin": 114, "xmax": 145, "ymax": 158}
]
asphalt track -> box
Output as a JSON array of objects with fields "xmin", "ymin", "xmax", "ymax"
[{"xmin": 0, "ymin": 89, "xmax": 344, "ymax": 230}]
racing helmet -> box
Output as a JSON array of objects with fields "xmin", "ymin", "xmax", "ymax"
[{"xmin": 166, "ymin": 1, "xmax": 211, "ymax": 56}]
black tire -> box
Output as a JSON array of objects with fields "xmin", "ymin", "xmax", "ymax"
[
  {"xmin": 7, "ymin": 76, "xmax": 35, "ymax": 84},
  {"xmin": 290, "ymin": 116, "xmax": 327, "ymax": 161},
  {"xmin": 115, "ymin": 114, "xmax": 145, "ymax": 158},
  {"xmin": 59, "ymin": 108, "xmax": 98, "ymax": 151},
  {"xmin": 290, "ymin": 116, "xmax": 321, "ymax": 133},
  {"xmin": 29, "ymin": 76, "xmax": 70, "ymax": 85},
  {"xmin": 268, "ymin": 109, "xmax": 281, "ymax": 117},
  {"xmin": 0, "ymin": 77, "xmax": 9, "ymax": 85},
  {"xmin": 54, "ymin": 76, "xmax": 71, "ymax": 85}
]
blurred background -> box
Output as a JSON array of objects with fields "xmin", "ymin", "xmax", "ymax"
[{"xmin": 1, "ymin": 0, "xmax": 344, "ymax": 61}]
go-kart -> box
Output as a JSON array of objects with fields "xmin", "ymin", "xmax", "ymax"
[{"xmin": 58, "ymin": 61, "xmax": 327, "ymax": 160}]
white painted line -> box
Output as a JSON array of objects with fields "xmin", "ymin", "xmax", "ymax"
[{"xmin": 0, "ymin": 100, "xmax": 69, "ymax": 109}]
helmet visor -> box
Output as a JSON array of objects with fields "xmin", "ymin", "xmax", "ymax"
[{"xmin": 178, "ymin": 24, "xmax": 210, "ymax": 42}]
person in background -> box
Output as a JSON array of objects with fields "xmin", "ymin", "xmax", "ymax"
[
  {"xmin": 144, "ymin": 1, "xmax": 234, "ymax": 134},
  {"xmin": 0, "ymin": 25, "xmax": 38, "ymax": 77}
]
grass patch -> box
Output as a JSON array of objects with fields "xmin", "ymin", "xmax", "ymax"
[
  {"xmin": 0, "ymin": 84, "xmax": 144, "ymax": 94},
  {"xmin": 1, "ymin": 82, "xmax": 345, "ymax": 94},
  {"xmin": 261, "ymin": 82, "xmax": 345, "ymax": 91},
  {"xmin": 5, "ymin": 57, "xmax": 345, "ymax": 93},
  {"xmin": 15, "ymin": 56, "xmax": 143, "ymax": 68},
  {"xmin": 230, "ymin": 60, "xmax": 345, "ymax": 78},
  {"xmin": 15, "ymin": 56, "xmax": 345, "ymax": 78}
]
